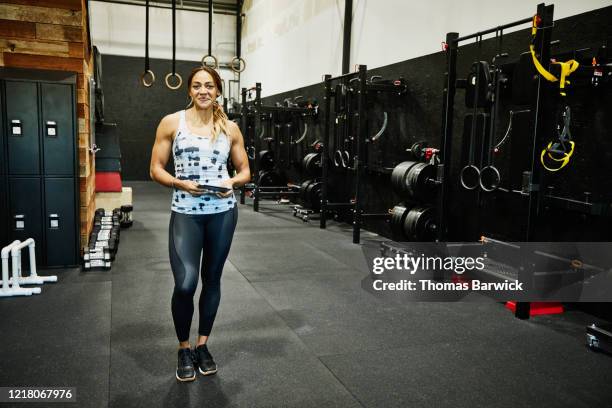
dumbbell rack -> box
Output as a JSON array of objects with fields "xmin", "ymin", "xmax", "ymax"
[
  {"xmin": 438, "ymin": 3, "xmax": 555, "ymax": 319},
  {"xmin": 239, "ymin": 83, "xmax": 317, "ymax": 212},
  {"xmin": 320, "ymin": 65, "xmax": 409, "ymax": 244}
]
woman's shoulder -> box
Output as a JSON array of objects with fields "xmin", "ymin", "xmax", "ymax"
[
  {"xmin": 224, "ymin": 120, "xmax": 240, "ymax": 141},
  {"xmin": 161, "ymin": 111, "xmax": 182, "ymax": 125},
  {"xmin": 158, "ymin": 111, "xmax": 182, "ymax": 132}
]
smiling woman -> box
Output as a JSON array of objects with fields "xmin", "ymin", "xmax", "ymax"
[{"xmin": 149, "ymin": 65, "xmax": 250, "ymax": 381}]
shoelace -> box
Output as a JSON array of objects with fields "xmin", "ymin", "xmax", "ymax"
[{"xmin": 179, "ymin": 349, "xmax": 193, "ymax": 367}]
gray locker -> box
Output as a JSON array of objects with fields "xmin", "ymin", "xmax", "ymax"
[
  {"xmin": 44, "ymin": 177, "xmax": 77, "ymax": 266},
  {"xmin": 0, "ymin": 176, "xmax": 7, "ymax": 247},
  {"xmin": 5, "ymin": 81, "xmax": 40, "ymax": 175},
  {"xmin": 9, "ymin": 177, "xmax": 43, "ymax": 262},
  {"xmin": 41, "ymin": 83, "xmax": 75, "ymax": 176},
  {"xmin": 0, "ymin": 87, "xmax": 5, "ymax": 174}
]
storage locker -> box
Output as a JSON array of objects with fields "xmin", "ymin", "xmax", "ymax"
[
  {"xmin": 44, "ymin": 177, "xmax": 77, "ymax": 266},
  {"xmin": 0, "ymin": 176, "xmax": 7, "ymax": 247},
  {"xmin": 5, "ymin": 81, "xmax": 40, "ymax": 175},
  {"xmin": 41, "ymin": 83, "xmax": 75, "ymax": 176},
  {"xmin": 8, "ymin": 177, "xmax": 43, "ymax": 262}
]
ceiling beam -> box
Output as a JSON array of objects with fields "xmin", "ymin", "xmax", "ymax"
[{"xmin": 91, "ymin": 0, "xmax": 237, "ymax": 16}]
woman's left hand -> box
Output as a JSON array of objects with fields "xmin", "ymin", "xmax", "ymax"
[{"xmin": 217, "ymin": 179, "xmax": 235, "ymax": 198}]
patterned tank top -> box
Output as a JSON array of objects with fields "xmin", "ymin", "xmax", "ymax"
[{"xmin": 171, "ymin": 110, "xmax": 236, "ymax": 214}]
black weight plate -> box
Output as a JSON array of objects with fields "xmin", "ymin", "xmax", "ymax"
[
  {"xmin": 308, "ymin": 182, "xmax": 322, "ymax": 210},
  {"xmin": 391, "ymin": 161, "xmax": 417, "ymax": 194},
  {"xmin": 406, "ymin": 162, "xmax": 436, "ymax": 201},
  {"xmin": 300, "ymin": 179, "xmax": 313, "ymax": 202},
  {"xmin": 403, "ymin": 206, "xmax": 436, "ymax": 241},
  {"xmin": 302, "ymin": 153, "xmax": 321, "ymax": 176},
  {"xmin": 259, "ymin": 150, "xmax": 275, "ymax": 171},
  {"xmin": 390, "ymin": 204, "xmax": 408, "ymax": 238},
  {"xmin": 258, "ymin": 170, "xmax": 282, "ymax": 187}
]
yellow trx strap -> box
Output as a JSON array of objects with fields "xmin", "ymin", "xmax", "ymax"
[
  {"xmin": 540, "ymin": 141, "xmax": 574, "ymax": 172},
  {"xmin": 529, "ymin": 15, "xmax": 579, "ymax": 96}
]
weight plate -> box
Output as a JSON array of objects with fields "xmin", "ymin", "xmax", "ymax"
[
  {"xmin": 259, "ymin": 150, "xmax": 275, "ymax": 171},
  {"xmin": 403, "ymin": 206, "xmax": 436, "ymax": 241},
  {"xmin": 391, "ymin": 161, "xmax": 417, "ymax": 194},
  {"xmin": 258, "ymin": 170, "xmax": 282, "ymax": 187},
  {"xmin": 405, "ymin": 162, "xmax": 436, "ymax": 201},
  {"xmin": 300, "ymin": 179, "xmax": 314, "ymax": 202},
  {"xmin": 390, "ymin": 204, "xmax": 409, "ymax": 238},
  {"xmin": 308, "ymin": 182, "xmax": 322, "ymax": 210}
]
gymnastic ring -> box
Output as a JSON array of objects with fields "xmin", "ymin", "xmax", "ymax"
[
  {"xmin": 201, "ymin": 54, "xmax": 219, "ymax": 69},
  {"xmin": 230, "ymin": 56, "xmax": 246, "ymax": 73},
  {"xmin": 333, "ymin": 150, "xmax": 343, "ymax": 167},
  {"xmin": 140, "ymin": 70, "xmax": 155, "ymax": 87},
  {"xmin": 165, "ymin": 72, "xmax": 183, "ymax": 90},
  {"xmin": 479, "ymin": 166, "xmax": 501, "ymax": 192},
  {"xmin": 342, "ymin": 151, "xmax": 351, "ymax": 168},
  {"xmin": 460, "ymin": 165, "xmax": 480, "ymax": 190}
]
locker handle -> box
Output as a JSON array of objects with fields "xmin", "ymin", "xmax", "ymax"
[
  {"xmin": 46, "ymin": 121, "xmax": 58, "ymax": 138},
  {"xmin": 10, "ymin": 119, "xmax": 22, "ymax": 137},
  {"xmin": 49, "ymin": 213, "xmax": 60, "ymax": 229},
  {"xmin": 14, "ymin": 214, "xmax": 25, "ymax": 230}
]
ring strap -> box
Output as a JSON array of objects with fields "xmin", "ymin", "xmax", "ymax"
[
  {"xmin": 145, "ymin": 0, "xmax": 150, "ymax": 72},
  {"xmin": 172, "ymin": 0, "xmax": 177, "ymax": 75}
]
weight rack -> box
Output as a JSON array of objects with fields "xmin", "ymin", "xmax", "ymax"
[
  {"xmin": 320, "ymin": 65, "xmax": 409, "ymax": 244},
  {"xmin": 239, "ymin": 83, "xmax": 317, "ymax": 212},
  {"xmin": 437, "ymin": 3, "xmax": 554, "ymax": 319}
]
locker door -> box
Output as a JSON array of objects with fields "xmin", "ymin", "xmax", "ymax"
[
  {"xmin": 9, "ymin": 177, "xmax": 43, "ymax": 263},
  {"xmin": 44, "ymin": 177, "xmax": 77, "ymax": 266},
  {"xmin": 41, "ymin": 83, "xmax": 75, "ymax": 176},
  {"xmin": 0, "ymin": 176, "xmax": 7, "ymax": 247},
  {"xmin": 5, "ymin": 81, "xmax": 40, "ymax": 175},
  {"xmin": 0, "ymin": 83, "xmax": 5, "ymax": 175}
]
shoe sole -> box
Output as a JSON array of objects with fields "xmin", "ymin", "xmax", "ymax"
[
  {"xmin": 176, "ymin": 372, "xmax": 196, "ymax": 382},
  {"xmin": 198, "ymin": 367, "xmax": 217, "ymax": 376}
]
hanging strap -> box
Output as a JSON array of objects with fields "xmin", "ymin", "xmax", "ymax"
[
  {"xmin": 201, "ymin": 0, "xmax": 219, "ymax": 68},
  {"xmin": 140, "ymin": 0, "xmax": 155, "ymax": 87},
  {"xmin": 165, "ymin": 0, "xmax": 182, "ymax": 89},
  {"xmin": 529, "ymin": 15, "xmax": 579, "ymax": 96}
]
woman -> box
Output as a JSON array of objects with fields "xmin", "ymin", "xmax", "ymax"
[{"xmin": 150, "ymin": 66, "xmax": 250, "ymax": 382}]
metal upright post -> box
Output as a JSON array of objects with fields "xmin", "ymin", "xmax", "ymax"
[
  {"xmin": 352, "ymin": 65, "xmax": 367, "ymax": 244},
  {"xmin": 253, "ymin": 82, "xmax": 262, "ymax": 212},
  {"xmin": 516, "ymin": 3, "xmax": 555, "ymax": 320},
  {"xmin": 320, "ymin": 75, "xmax": 332, "ymax": 229},
  {"xmin": 437, "ymin": 32, "xmax": 458, "ymax": 242},
  {"xmin": 240, "ymin": 87, "xmax": 247, "ymax": 204}
]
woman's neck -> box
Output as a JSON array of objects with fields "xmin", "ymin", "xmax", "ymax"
[{"xmin": 188, "ymin": 106, "xmax": 214, "ymax": 125}]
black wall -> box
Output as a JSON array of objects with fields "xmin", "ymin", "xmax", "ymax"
[
  {"xmin": 101, "ymin": 55, "xmax": 204, "ymax": 180},
  {"xmin": 256, "ymin": 5, "xmax": 612, "ymax": 242}
]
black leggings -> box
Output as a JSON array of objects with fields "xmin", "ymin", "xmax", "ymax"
[{"xmin": 168, "ymin": 206, "xmax": 238, "ymax": 342}]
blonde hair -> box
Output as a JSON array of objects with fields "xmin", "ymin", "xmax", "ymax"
[{"xmin": 187, "ymin": 66, "xmax": 230, "ymax": 144}]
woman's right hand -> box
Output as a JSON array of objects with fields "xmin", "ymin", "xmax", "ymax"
[{"xmin": 174, "ymin": 180, "xmax": 205, "ymax": 196}]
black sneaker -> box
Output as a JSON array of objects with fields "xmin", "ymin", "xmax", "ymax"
[
  {"xmin": 176, "ymin": 348, "xmax": 196, "ymax": 382},
  {"xmin": 194, "ymin": 344, "xmax": 217, "ymax": 376}
]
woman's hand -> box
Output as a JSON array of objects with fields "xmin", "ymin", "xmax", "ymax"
[
  {"xmin": 216, "ymin": 179, "xmax": 235, "ymax": 198},
  {"xmin": 175, "ymin": 180, "xmax": 206, "ymax": 197}
]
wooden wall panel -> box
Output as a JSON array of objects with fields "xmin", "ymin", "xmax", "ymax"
[
  {"xmin": 1, "ymin": 0, "xmax": 82, "ymax": 11},
  {"xmin": 0, "ymin": 38, "xmax": 69, "ymax": 57},
  {"xmin": 3, "ymin": 52, "xmax": 84, "ymax": 72},
  {"xmin": 36, "ymin": 23, "xmax": 82, "ymax": 42},
  {"xmin": 0, "ymin": 4, "xmax": 82, "ymax": 25},
  {"xmin": 0, "ymin": 19, "xmax": 36, "ymax": 38}
]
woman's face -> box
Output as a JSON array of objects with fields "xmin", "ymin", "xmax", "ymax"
[{"xmin": 189, "ymin": 70, "xmax": 219, "ymax": 110}]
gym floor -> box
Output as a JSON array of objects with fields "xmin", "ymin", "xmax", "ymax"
[{"xmin": 1, "ymin": 181, "xmax": 611, "ymax": 408}]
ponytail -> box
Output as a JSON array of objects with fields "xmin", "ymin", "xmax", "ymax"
[{"xmin": 211, "ymin": 101, "xmax": 230, "ymax": 144}]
